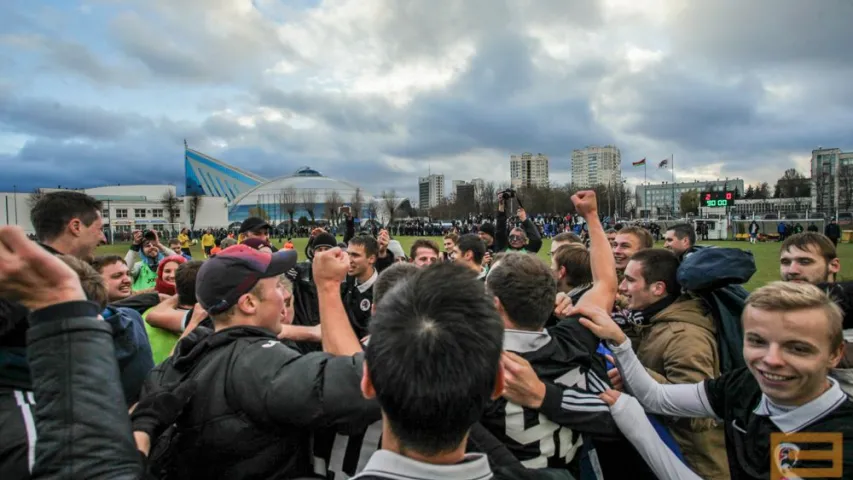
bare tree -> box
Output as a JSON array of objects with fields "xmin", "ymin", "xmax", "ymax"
[
  {"xmin": 187, "ymin": 192, "xmax": 202, "ymax": 231},
  {"xmin": 248, "ymin": 205, "xmax": 270, "ymax": 220},
  {"xmin": 325, "ymin": 190, "xmax": 343, "ymax": 226},
  {"xmin": 350, "ymin": 188, "xmax": 364, "ymax": 220},
  {"xmin": 381, "ymin": 189, "xmax": 398, "ymax": 225},
  {"xmin": 300, "ymin": 189, "xmax": 318, "ymax": 225},
  {"xmin": 479, "ymin": 182, "xmax": 497, "ymax": 215},
  {"xmin": 279, "ymin": 187, "xmax": 298, "ymax": 234},
  {"xmin": 26, "ymin": 189, "xmax": 44, "ymax": 209},
  {"xmin": 161, "ymin": 190, "xmax": 181, "ymax": 225}
]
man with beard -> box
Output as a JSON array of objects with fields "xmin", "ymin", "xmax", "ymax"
[
  {"xmin": 780, "ymin": 232, "xmax": 840, "ymax": 284},
  {"xmin": 92, "ymin": 255, "xmax": 134, "ymax": 303}
]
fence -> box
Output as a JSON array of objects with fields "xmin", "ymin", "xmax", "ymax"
[{"xmin": 731, "ymin": 219, "xmax": 826, "ymax": 239}]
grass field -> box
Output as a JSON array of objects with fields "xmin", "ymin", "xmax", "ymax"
[{"xmin": 97, "ymin": 238, "xmax": 853, "ymax": 292}]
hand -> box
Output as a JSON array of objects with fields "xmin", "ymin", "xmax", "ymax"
[
  {"xmin": 571, "ymin": 191, "xmax": 598, "ymax": 219},
  {"xmin": 569, "ymin": 303, "xmax": 626, "ymax": 344},
  {"xmin": 497, "ymin": 195, "xmax": 505, "ymax": 213},
  {"xmin": 132, "ymin": 230, "xmax": 144, "ymax": 246},
  {"xmin": 151, "ymin": 229, "xmax": 160, "ymax": 245},
  {"xmin": 501, "ymin": 351, "xmax": 546, "ymax": 409},
  {"xmin": 517, "ymin": 208, "xmax": 527, "ymax": 222},
  {"xmin": 554, "ymin": 292, "xmax": 573, "ymax": 319},
  {"xmin": 0, "ymin": 226, "xmax": 86, "ymax": 311},
  {"xmin": 185, "ymin": 303, "xmax": 208, "ymax": 332},
  {"xmin": 482, "ymin": 251, "xmax": 492, "ymax": 267},
  {"xmin": 606, "ymin": 357, "xmax": 624, "ymax": 391},
  {"xmin": 599, "ymin": 388, "xmax": 622, "ymax": 407},
  {"xmin": 377, "ymin": 229, "xmax": 389, "ymax": 252},
  {"xmin": 312, "ymin": 247, "xmax": 350, "ymax": 285}
]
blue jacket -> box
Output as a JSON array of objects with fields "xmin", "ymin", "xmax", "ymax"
[{"xmin": 101, "ymin": 306, "xmax": 155, "ymax": 405}]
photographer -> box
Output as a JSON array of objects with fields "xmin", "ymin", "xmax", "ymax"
[
  {"xmin": 125, "ymin": 229, "xmax": 178, "ymax": 292},
  {"xmin": 495, "ymin": 189, "xmax": 542, "ymax": 254}
]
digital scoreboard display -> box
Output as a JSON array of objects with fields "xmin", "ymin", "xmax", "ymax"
[{"xmin": 701, "ymin": 191, "xmax": 736, "ymax": 207}]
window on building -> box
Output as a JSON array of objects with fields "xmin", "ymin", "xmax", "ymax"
[
  {"xmin": 102, "ymin": 209, "xmax": 109, "ymax": 218},
  {"xmin": 152, "ymin": 209, "xmax": 164, "ymax": 218},
  {"xmin": 135, "ymin": 208, "xmax": 146, "ymax": 218},
  {"xmin": 115, "ymin": 209, "xmax": 128, "ymax": 218}
]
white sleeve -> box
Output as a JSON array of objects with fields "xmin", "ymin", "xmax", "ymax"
[
  {"xmin": 610, "ymin": 338, "xmax": 720, "ymax": 420},
  {"xmin": 610, "ymin": 394, "xmax": 703, "ymax": 480}
]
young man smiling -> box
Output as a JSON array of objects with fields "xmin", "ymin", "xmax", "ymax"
[{"xmin": 578, "ymin": 281, "xmax": 853, "ymax": 479}]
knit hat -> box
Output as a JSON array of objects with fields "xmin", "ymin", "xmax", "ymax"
[{"xmin": 479, "ymin": 222, "xmax": 496, "ymax": 238}]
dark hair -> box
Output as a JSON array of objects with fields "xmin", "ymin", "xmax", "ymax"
[
  {"xmin": 374, "ymin": 263, "xmax": 419, "ymax": 308},
  {"xmin": 605, "ymin": 228, "xmax": 618, "ymax": 235},
  {"xmin": 617, "ymin": 226, "xmax": 654, "ymax": 250},
  {"xmin": 486, "ymin": 253, "xmax": 556, "ymax": 330},
  {"xmin": 31, "ymin": 191, "xmax": 102, "ymax": 242},
  {"xmin": 553, "ymin": 232, "xmax": 582, "ymax": 244},
  {"xmin": 214, "ymin": 238, "xmax": 222, "ymax": 247},
  {"xmin": 58, "ymin": 255, "xmax": 108, "ymax": 310},
  {"xmin": 409, "ymin": 239, "xmax": 440, "ymax": 259},
  {"xmin": 91, "ymin": 255, "xmax": 126, "ymax": 273},
  {"xmin": 349, "ymin": 235, "xmax": 379, "ymax": 259},
  {"xmin": 667, "ymin": 223, "xmax": 696, "ymax": 247},
  {"xmin": 456, "ymin": 234, "xmax": 486, "ymax": 265},
  {"xmin": 175, "ymin": 261, "xmax": 204, "ymax": 307},
  {"xmin": 781, "ymin": 233, "xmax": 838, "ymax": 265},
  {"xmin": 367, "ymin": 263, "xmax": 502, "ymax": 455},
  {"xmin": 629, "ymin": 249, "xmax": 680, "ymax": 295},
  {"xmin": 552, "ymin": 244, "xmax": 592, "ymax": 287}
]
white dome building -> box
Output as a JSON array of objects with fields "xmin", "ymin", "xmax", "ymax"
[{"xmin": 228, "ymin": 166, "xmax": 412, "ymax": 225}]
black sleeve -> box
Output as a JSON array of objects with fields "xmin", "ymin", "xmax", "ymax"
[
  {"xmin": 375, "ymin": 250, "xmax": 395, "ymax": 273},
  {"xmin": 27, "ymin": 301, "xmax": 142, "ymax": 479},
  {"xmin": 110, "ymin": 293, "xmax": 161, "ymax": 315},
  {"xmin": 521, "ymin": 219, "xmax": 542, "ymax": 253},
  {"xmin": 702, "ymin": 367, "xmax": 752, "ymax": 420},
  {"xmin": 230, "ymin": 344, "xmax": 381, "ymax": 434},
  {"xmin": 495, "ymin": 211, "xmax": 508, "ymax": 252}
]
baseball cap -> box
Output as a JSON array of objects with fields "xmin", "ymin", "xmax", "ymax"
[
  {"xmin": 195, "ymin": 244, "xmax": 297, "ymax": 315},
  {"xmin": 241, "ymin": 237, "xmax": 273, "ymax": 251},
  {"xmin": 239, "ymin": 217, "xmax": 271, "ymax": 234}
]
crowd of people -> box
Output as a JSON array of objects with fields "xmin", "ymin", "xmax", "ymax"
[{"xmin": 0, "ymin": 189, "xmax": 851, "ymax": 480}]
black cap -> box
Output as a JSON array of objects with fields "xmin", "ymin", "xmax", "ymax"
[
  {"xmin": 239, "ymin": 217, "xmax": 271, "ymax": 234},
  {"xmin": 312, "ymin": 232, "xmax": 337, "ymax": 250},
  {"xmin": 479, "ymin": 222, "xmax": 496, "ymax": 238},
  {"xmin": 196, "ymin": 245, "xmax": 297, "ymax": 315}
]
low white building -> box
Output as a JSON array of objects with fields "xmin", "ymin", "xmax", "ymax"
[{"xmin": 0, "ymin": 184, "xmax": 229, "ymax": 236}]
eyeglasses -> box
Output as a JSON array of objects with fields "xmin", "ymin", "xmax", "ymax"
[{"xmin": 509, "ymin": 235, "xmax": 523, "ymax": 242}]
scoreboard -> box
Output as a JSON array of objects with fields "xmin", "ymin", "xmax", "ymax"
[{"xmin": 700, "ymin": 191, "xmax": 736, "ymax": 207}]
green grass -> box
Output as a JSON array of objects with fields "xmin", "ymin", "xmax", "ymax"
[{"xmin": 98, "ymin": 238, "xmax": 853, "ymax": 291}]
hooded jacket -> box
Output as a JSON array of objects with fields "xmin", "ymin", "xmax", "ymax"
[
  {"xmin": 140, "ymin": 325, "xmax": 380, "ymax": 479},
  {"xmin": 632, "ymin": 295, "xmax": 730, "ymax": 480}
]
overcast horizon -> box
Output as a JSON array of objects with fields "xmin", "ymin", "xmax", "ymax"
[{"xmin": 2, "ymin": 0, "xmax": 852, "ymax": 198}]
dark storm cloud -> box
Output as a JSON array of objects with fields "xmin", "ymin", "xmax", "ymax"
[
  {"xmin": 257, "ymin": 88, "xmax": 398, "ymax": 134},
  {"xmin": 0, "ymin": 92, "xmax": 150, "ymax": 140}
]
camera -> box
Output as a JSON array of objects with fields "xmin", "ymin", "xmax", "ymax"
[
  {"xmin": 498, "ymin": 188, "xmax": 517, "ymax": 201},
  {"xmin": 143, "ymin": 230, "xmax": 157, "ymax": 241}
]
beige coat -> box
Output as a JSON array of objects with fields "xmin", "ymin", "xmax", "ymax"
[{"xmin": 631, "ymin": 296, "xmax": 731, "ymax": 480}]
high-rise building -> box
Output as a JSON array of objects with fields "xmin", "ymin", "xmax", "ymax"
[
  {"xmin": 418, "ymin": 174, "xmax": 445, "ymax": 209},
  {"xmin": 811, "ymin": 147, "xmax": 853, "ymax": 214},
  {"xmin": 571, "ymin": 145, "xmax": 622, "ymax": 188},
  {"xmin": 510, "ymin": 153, "xmax": 549, "ymax": 189},
  {"xmin": 470, "ymin": 178, "xmax": 485, "ymax": 199}
]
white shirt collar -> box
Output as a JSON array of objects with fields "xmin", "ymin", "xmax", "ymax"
[
  {"xmin": 356, "ymin": 269, "xmax": 379, "ymax": 294},
  {"xmin": 753, "ymin": 376, "xmax": 848, "ymax": 432},
  {"xmin": 503, "ymin": 329, "xmax": 552, "ymax": 353},
  {"xmin": 354, "ymin": 449, "xmax": 491, "ymax": 480}
]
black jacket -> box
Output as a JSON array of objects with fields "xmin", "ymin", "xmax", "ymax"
[
  {"xmin": 27, "ymin": 301, "xmax": 141, "ymax": 479},
  {"xmin": 141, "ymin": 325, "xmax": 380, "ymax": 479}
]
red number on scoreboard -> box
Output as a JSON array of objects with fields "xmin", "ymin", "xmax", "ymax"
[
  {"xmin": 705, "ymin": 194, "xmax": 711, "ymax": 200},
  {"xmin": 726, "ymin": 193, "xmax": 732, "ymax": 200}
]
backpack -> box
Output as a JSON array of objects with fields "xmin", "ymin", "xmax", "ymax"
[{"xmin": 677, "ymin": 248, "xmax": 756, "ymax": 374}]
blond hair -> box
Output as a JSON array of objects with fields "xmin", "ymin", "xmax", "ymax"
[{"xmin": 746, "ymin": 281, "xmax": 843, "ymax": 351}]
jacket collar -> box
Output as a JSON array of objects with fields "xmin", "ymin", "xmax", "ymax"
[
  {"xmin": 753, "ymin": 377, "xmax": 848, "ymax": 432},
  {"xmin": 356, "ymin": 269, "xmax": 379, "ymax": 293},
  {"xmin": 504, "ymin": 329, "xmax": 551, "ymax": 353},
  {"xmin": 354, "ymin": 450, "xmax": 492, "ymax": 480}
]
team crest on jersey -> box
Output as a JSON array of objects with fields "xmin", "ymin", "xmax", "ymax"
[
  {"xmin": 774, "ymin": 442, "xmax": 801, "ymax": 478},
  {"xmin": 360, "ymin": 299, "xmax": 372, "ymax": 311}
]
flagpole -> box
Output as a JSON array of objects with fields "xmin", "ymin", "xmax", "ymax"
[
  {"xmin": 671, "ymin": 154, "xmax": 675, "ymax": 216},
  {"xmin": 644, "ymin": 161, "xmax": 647, "ymax": 219}
]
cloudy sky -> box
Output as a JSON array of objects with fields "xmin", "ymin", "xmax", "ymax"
[{"xmin": 1, "ymin": 0, "xmax": 851, "ymax": 199}]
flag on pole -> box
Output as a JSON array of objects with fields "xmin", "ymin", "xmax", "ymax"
[
  {"xmin": 632, "ymin": 158, "xmax": 646, "ymax": 167},
  {"xmin": 658, "ymin": 159, "xmax": 669, "ymax": 168}
]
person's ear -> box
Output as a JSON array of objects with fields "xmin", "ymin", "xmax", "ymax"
[
  {"xmin": 491, "ymin": 361, "xmax": 506, "ymax": 400},
  {"xmin": 361, "ymin": 361, "xmax": 376, "ymax": 400},
  {"xmin": 829, "ymin": 258, "xmax": 841, "ymax": 276}
]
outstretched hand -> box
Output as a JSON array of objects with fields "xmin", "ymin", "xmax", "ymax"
[
  {"xmin": 569, "ymin": 303, "xmax": 627, "ymax": 345},
  {"xmin": 0, "ymin": 226, "xmax": 85, "ymax": 311}
]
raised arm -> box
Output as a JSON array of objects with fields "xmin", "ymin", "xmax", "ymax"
[
  {"xmin": 314, "ymin": 247, "xmax": 363, "ymax": 356},
  {"xmin": 571, "ymin": 191, "xmax": 617, "ymax": 312}
]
